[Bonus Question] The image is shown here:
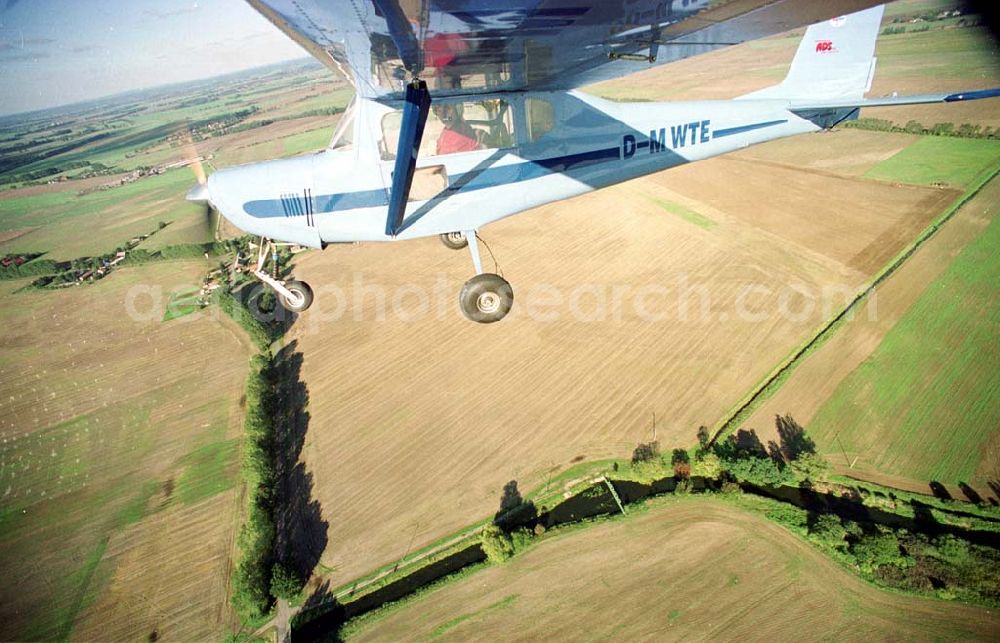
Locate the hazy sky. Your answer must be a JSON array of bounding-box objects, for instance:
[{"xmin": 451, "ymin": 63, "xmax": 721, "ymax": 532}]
[{"xmin": 0, "ymin": 0, "xmax": 310, "ymax": 116}]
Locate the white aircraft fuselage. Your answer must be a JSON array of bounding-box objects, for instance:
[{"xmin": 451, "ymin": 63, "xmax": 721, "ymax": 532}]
[{"xmin": 203, "ymin": 91, "xmax": 819, "ymax": 248}]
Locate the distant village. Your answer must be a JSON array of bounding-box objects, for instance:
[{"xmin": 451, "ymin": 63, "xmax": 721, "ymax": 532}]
[
  {"xmin": 1, "ymin": 225, "xmax": 167, "ymax": 289},
  {"xmin": 71, "ymin": 156, "xmax": 211, "ymax": 196}
]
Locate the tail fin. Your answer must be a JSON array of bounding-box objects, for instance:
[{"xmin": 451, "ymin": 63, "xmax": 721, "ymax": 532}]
[{"xmin": 740, "ymin": 5, "xmax": 884, "ymax": 102}]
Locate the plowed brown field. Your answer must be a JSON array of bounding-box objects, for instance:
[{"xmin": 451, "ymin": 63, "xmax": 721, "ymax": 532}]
[
  {"xmin": 289, "ymin": 147, "xmax": 961, "ymax": 585},
  {"xmin": 351, "ymin": 499, "xmax": 1000, "ymax": 642}
]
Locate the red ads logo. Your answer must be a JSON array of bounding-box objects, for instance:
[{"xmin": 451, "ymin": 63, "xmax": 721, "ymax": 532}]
[{"xmin": 815, "ymin": 40, "xmax": 835, "ymax": 53}]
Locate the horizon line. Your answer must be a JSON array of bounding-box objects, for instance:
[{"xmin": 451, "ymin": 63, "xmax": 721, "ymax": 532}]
[{"xmin": 0, "ymin": 56, "xmax": 324, "ymax": 122}]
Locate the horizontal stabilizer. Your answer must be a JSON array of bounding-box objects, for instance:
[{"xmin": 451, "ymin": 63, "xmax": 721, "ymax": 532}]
[
  {"xmin": 791, "ymin": 87, "xmax": 1000, "ymax": 111},
  {"xmin": 788, "ymin": 88, "xmax": 1000, "ymax": 128}
]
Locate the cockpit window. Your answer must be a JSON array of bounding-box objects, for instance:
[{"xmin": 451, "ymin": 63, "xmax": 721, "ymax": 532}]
[
  {"xmin": 328, "ymin": 97, "xmax": 356, "ymax": 151},
  {"xmin": 380, "ymin": 98, "xmax": 513, "ymax": 161},
  {"xmin": 526, "ymin": 98, "xmax": 555, "ymax": 143}
]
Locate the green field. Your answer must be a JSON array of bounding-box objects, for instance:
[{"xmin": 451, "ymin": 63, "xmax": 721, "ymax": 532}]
[
  {"xmin": 0, "ymin": 168, "xmax": 208, "ymax": 258},
  {"xmin": 0, "ymin": 58, "xmax": 349, "ymax": 640},
  {"xmin": 282, "ymin": 126, "xmax": 335, "ymax": 157},
  {"xmin": 0, "ymin": 260, "xmax": 250, "ymax": 640},
  {"xmin": 808, "ymin": 212, "xmax": 1000, "ymax": 485},
  {"xmin": 864, "ymin": 137, "xmax": 1000, "ymax": 187},
  {"xmin": 874, "ymin": 26, "xmax": 1000, "ymax": 80}
]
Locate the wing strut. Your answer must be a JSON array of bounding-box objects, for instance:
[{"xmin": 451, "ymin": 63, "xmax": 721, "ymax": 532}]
[{"xmin": 385, "ymin": 80, "xmax": 431, "ymax": 237}]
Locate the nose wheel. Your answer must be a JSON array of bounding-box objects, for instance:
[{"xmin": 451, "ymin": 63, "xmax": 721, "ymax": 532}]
[
  {"xmin": 249, "ymin": 237, "xmax": 314, "ymax": 313},
  {"xmin": 459, "ymin": 231, "xmax": 513, "ymax": 323}
]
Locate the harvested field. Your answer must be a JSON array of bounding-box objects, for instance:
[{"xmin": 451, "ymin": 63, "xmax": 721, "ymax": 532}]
[
  {"xmin": 0, "ymin": 260, "xmax": 252, "ymax": 640},
  {"xmin": 747, "ymin": 178, "xmax": 1000, "ymax": 491},
  {"xmin": 731, "ymin": 130, "xmax": 921, "ymax": 178},
  {"xmin": 349, "ymin": 498, "xmax": 1000, "ymax": 642},
  {"xmin": 650, "ymin": 155, "xmax": 959, "ymax": 275},
  {"xmin": 289, "ymin": 136, "xmax": 961, "ymax": 586}
]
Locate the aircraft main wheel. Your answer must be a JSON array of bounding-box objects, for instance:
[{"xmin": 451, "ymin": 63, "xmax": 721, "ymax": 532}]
[
  {"xmin": 280, "ymin": 280, "xmax": 314, "ymax": 313},
  {"xmin": 440, "ymin": 231, "xmax": 468, "ymax": 250},
  {"xmin": 459, "ymin": 273, "xmax": 513, "ymax": 323}
]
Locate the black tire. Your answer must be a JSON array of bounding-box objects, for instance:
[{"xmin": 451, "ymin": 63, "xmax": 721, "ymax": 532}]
[
  {"xmin": 280, "ymin": 280, "xmax": 314, "ymax": 313},
  {"xmin": 440, "ymin": 231, "xmax": 468, "ymax": 250},
  {"xmin": 459, "ymin": 273, "xmax": 513, "ymax": 323}
]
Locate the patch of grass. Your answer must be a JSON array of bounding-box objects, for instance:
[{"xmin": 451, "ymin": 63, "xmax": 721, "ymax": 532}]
[
  {"xmin": 55, "ymin": 537, "xmax": 109, "ymax": 641},
  {"xmin": 864, "ymin": 137, "xmax": 1000, "ymax": 188},
  {"xmin": 428, "ymin": 594, "xmax": 519, "ymax": 639},
  {"xmin": 808, "ymin": 213, "xmax": 1000, "ymax": 484},
  {"xmin": 118, "ymin": 479, "xmax": 161, "ymax": 527},
  {"xmin": 281, "ymin": 127, "xmax": 334, "ymax": 157},
  {"xmin": 174, "ymin": 438, "xmax": 240, "ymax": 505},
  {"xmin": 163, "ymin": 286, "xmax": 203, "ymax": 321},
  {"xmin": 644, "ymin": 195, "xmax": 716, "ymax": 230}
]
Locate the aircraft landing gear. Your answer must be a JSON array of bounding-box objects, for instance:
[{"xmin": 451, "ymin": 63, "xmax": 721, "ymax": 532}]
[
  {"xmin": 440, "ymin": 231, "xmax": 468, "ymax": 250},
  {"xmin": 459, "ymin": 231, "xmax": 512, "ymax": 323},
  {"xmin": 250, "ymin": 237, "xmax": 314, "ymax": 313}
]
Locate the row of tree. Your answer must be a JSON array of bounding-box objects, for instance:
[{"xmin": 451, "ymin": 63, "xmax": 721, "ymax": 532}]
[{"xmin": 844, "ymin": 117, "xmax": 1000, "ymax": 140}]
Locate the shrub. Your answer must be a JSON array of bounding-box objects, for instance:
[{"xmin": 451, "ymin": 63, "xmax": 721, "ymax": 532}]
[
  {"xmin": 631, "ymin": 440, "xmax": 660, "ymax": 464},
  {"xmin": 480, "ymin": 525, "xmax": 514, "ymax": 564},
  {"xmin": 696, "ymin": 425, "xmax": 711, "ymax": 452},
  {"xmin": 722, "ymin": 455, "xmax": 794, "ymax": 487},
  {"xmin": 271, "ymin": 563, "xmax": 305, "ymax": 601},
  {"xmin": 510, "ymin": 528, "xmax": 534, "ymax": 553},
  {"xmin": 691, "ymin": 451, "xmax": 722, "ymax": 479},
  {"xmin": 852, "ymin": 530, "xmax": 911, "ymax": 575},
  {"xmin": 808, "ymin": 513, "xmax": 847, "ymax": 551},
  {"xmin": 789, "ymin": 453, "xmax": 830, "ymax": 484},
  {"xmin": 231, "ymin": 355, "xmax": 279, "ymax": 623},
  {"xmin": 719, "ymin": 480, "xmax": 741, "ymax": 494}
]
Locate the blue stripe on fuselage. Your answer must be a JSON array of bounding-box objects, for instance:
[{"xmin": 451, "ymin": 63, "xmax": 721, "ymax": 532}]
[
  {"xmin": 242, "ymin": 118, "xmax": 786, "ymax": 219},
  {"xmin": 712, "ymin": 119, "xmax": 787, "ymax": 139},
  {"xmin": 243, "ymin": 145, "xmax": 626, "ymax": 218}
]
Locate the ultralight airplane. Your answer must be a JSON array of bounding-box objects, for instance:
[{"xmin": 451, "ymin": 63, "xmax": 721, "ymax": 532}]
[{"xmin": 187, "ymin": 0, "xmax": 999, "ymax": 323}]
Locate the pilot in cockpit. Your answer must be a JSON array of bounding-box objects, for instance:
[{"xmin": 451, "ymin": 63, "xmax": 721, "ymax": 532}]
[{"xmin": 433, "ymin": 103, "xmax": 485, "ymax": 155}]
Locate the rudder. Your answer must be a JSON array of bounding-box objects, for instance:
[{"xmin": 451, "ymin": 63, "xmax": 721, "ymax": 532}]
[{"xmin": 740, "ymin": 5, "xmax": 884, "ymax": 102}]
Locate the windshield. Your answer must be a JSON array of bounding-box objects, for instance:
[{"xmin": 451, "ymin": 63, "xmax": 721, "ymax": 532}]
[{"xmin": 380, "ymin": 98, "xmax": 513, "ymax": 160}]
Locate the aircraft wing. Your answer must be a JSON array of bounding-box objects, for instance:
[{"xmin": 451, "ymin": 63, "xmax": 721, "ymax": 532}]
[{"xmin": 246, "ymin": 0, "xmax": 887, "ymax": 101}]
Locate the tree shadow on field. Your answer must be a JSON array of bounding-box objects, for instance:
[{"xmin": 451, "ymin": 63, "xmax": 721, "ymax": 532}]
[
  {"xmin": 775, "ymin": 414, "xmax": 816, "ymax": 460},
  {"xmin": 291, "ymin": 581, "xmax": 347, "ymax": 642},
  {"xmin": 987, "ymin": 480, "xmax": 1000, "ymax": 506},
  {"xmin": 928, "ymin": 481, "xmax": 952, "ymax": 501},
  {"xmin": 493, "ymin": 480, "xmax": 537, "ymax": 530},
  {"xmin": 273, "ymin": 341, "xmax": 329, "ymax": 584},
  {"xmin": 958, "ymin": 482, "xmax": 983, "ymax": 505},
  {"xmin": 727, "ymin": 428, "xmax": 768, "ymax": 459}
]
